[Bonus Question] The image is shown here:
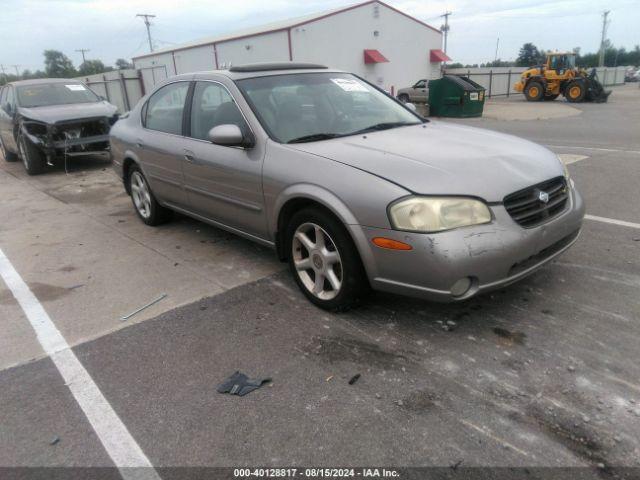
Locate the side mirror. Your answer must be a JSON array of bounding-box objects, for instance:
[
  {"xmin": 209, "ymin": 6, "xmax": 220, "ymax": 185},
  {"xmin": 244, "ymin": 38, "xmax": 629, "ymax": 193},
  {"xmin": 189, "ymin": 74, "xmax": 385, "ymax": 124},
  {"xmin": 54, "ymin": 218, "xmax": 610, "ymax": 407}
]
[
  {"xmin": 208, "ymin": 124, "xmax": 249, "ymax": 147},
  {"xmin": 405, "ymin": 102, "xmax": 417, "ymax": 112}
]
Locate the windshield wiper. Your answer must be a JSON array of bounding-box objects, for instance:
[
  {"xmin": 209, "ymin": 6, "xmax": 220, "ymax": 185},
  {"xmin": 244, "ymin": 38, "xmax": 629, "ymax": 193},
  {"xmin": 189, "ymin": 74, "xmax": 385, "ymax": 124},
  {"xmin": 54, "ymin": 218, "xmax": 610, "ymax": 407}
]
[
  {"xmin": 287, "ymin": 133, "xmax": 343, "ymax": 144},
  {"xmin": 349, "ymin": 122, "xmax": 420, "ymax": 135}
]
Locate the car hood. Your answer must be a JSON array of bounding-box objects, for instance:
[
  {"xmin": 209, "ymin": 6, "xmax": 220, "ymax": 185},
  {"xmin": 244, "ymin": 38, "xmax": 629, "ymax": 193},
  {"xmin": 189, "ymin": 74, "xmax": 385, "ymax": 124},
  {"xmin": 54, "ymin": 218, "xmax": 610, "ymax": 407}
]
[
  {"xmin": 286, "ymin": 122, "xmax": 564, "ymax": 202},
  {"xmin": 18, "ymin": 101, "xmax": 117, "ymax": 124}
]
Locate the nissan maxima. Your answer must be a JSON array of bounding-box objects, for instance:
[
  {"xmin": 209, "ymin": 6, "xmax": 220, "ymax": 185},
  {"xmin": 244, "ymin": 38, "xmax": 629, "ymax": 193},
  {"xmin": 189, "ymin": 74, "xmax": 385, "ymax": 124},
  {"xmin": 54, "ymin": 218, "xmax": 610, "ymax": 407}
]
[{"xmin": 110, "ymin": 63, "xmax": 584, "ymax": 310}]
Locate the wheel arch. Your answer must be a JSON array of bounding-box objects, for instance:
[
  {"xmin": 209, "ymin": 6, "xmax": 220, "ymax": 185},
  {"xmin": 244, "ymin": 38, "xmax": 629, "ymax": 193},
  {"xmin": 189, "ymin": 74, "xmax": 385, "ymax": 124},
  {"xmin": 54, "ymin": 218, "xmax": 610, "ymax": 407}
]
[
  {"xmin": 272, "ymin": 185, "xmax": 360, "ymax": 262},
  {"xmin": 121, "ymin": 151, "xmax": 142, "ymax": 195}
]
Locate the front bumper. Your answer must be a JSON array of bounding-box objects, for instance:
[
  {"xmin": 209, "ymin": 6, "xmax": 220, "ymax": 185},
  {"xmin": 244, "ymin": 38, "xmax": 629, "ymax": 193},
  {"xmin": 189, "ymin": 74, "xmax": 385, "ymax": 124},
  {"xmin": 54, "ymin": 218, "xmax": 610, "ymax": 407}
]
[{"xmin": 351, "ymin": 185, "xmax": 585, "ymax": 302}]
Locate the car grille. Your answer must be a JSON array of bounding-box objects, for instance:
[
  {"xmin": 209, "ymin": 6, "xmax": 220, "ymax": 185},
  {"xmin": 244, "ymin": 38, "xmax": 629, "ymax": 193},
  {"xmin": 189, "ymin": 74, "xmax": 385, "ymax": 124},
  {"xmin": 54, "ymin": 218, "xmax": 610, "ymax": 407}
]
[{"xmin": 503, "ymin": 177, "xmax": 569, "ymax": 228}]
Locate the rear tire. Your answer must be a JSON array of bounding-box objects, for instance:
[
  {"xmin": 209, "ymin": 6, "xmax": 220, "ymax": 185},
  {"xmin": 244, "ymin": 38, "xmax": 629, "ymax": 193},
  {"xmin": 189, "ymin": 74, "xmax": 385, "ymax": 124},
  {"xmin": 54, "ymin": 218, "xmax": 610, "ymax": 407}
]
[
  {"xmin": 564, "ymin": 81, "xmax": 586, "ymax": 103},
  {"xmin": 128, "ymin": 165, "xmax": 172, "ymax": 226},
  {"xmin": 0, "ymin": 137, "xmax": 18, "ymax": 162},
  {"xmin": 18, "ymin": 134, "xmax": 46, "ymax": 175},
  {"xmin": 286, "ymin": 207, "xmax": 368, "ymax": 311},
  {"xmin": 524, "ymin": 81, "xmax": 544, "ymax": 101}
]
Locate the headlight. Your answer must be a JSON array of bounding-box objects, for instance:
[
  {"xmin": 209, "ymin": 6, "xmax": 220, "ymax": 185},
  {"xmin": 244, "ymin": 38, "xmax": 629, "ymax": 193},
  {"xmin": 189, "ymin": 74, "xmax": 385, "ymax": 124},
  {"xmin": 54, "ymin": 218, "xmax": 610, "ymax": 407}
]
[{"xmin": 389, "ymin": 196, "xmax": 492, "ymax": 233}]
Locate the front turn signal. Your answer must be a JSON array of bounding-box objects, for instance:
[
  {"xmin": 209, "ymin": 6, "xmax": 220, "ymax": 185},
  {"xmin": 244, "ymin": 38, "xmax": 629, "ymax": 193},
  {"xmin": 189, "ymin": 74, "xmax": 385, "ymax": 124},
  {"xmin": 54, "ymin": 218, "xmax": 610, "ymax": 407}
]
[{"xmin": 372, "ymin": 237, "xmax": 413, "ymax": 250}]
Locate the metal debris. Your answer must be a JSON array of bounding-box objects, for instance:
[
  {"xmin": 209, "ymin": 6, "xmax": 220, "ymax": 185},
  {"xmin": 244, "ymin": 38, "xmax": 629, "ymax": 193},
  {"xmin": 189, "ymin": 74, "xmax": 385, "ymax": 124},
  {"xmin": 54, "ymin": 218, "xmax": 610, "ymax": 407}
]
[
  {"xmin": 121, "ymin": 294, "xmax": 167, "ymax": 321},
  {"xmin": 348, "ymin": 374, "xmax": 361, "ymax": 385}
]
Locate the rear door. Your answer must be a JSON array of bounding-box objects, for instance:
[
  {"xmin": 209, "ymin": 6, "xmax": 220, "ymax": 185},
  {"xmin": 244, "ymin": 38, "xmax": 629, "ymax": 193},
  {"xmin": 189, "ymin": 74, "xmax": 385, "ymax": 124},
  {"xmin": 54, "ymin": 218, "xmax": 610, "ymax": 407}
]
[
  {"xmin": 181, "ymin": 80, "xmax": 267, "ymax": 239},
  {"xmin": 138, "ymin": 80, "xmax": 191, "ymax": 209}
]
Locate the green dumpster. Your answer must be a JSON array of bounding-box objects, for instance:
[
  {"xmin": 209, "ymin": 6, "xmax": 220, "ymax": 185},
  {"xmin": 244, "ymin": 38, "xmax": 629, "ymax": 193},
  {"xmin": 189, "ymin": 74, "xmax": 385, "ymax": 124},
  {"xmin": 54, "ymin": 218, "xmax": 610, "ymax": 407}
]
[{"xmin": 428, "ymin": 75, "xmax": 486, "ymax": 118}]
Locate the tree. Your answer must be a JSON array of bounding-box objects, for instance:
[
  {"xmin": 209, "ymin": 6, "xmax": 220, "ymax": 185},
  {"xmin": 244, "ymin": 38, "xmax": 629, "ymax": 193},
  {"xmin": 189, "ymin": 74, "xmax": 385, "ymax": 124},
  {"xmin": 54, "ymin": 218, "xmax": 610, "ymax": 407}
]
[
  {"xmin": 115, "ymin": 58, "xmax": 134, "ymax": 70},
  {"xmin": 516, "ymin": 43, "xmax": 543, "ymax": 67},
  {"xmin": 44, "ymin": 50, "xmax": 76, "ymax": 77},
  {"xmin": 78, "ymin": 59, "xmax": 107, "ymax": 75}
]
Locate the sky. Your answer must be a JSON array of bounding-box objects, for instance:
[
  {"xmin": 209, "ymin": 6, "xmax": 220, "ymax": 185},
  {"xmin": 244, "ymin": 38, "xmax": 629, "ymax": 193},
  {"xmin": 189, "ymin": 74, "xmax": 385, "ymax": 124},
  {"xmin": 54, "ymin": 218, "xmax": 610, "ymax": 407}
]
[{"xmin": 0, "ymin": 0, "xmax": 638, "ymax": 73}]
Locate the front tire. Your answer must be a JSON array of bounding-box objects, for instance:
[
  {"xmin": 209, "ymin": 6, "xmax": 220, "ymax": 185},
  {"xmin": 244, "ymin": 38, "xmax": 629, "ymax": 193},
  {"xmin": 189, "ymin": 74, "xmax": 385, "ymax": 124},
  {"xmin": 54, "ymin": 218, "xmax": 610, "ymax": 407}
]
[
  {"xmin": 398, "ymin": 94, "xmax": 410, "ymax": 103},
  {"xmin": 524, "ymin": 81, "xmax": 544, "ymax": 101},
  {"xmin": 0, "ymin": 137, "xmax": 18, "ymax": 162},
  {"xmin": 128, "ymin": 165, "xmax": 172, "ymax": 226},
  {"xmin": 286, "ymin": 207, "xmax": 368, "ymax": 311},
  {"xmin": 18, "ymin": 135, "xmax": 46, "ymax": 175},
  {"xmin": 564, "ymin": 81, "xmax": 586, "ymax": 102}
]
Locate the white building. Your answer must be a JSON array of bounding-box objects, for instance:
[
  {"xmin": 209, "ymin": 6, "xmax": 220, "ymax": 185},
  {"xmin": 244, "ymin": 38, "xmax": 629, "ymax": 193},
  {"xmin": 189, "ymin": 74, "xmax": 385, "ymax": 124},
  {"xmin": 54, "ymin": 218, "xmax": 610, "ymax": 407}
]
[{"xmin": 132, "ymin": 0, "xmax": 448, "ymax": 95}]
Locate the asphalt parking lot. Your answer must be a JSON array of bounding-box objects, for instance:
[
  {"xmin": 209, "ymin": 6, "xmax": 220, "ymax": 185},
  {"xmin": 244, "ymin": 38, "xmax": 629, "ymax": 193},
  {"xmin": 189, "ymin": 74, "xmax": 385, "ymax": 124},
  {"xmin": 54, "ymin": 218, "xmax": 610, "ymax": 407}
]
[{"xmin": 1, "ymin": 84, "xmax": 639, "ymax": 478}]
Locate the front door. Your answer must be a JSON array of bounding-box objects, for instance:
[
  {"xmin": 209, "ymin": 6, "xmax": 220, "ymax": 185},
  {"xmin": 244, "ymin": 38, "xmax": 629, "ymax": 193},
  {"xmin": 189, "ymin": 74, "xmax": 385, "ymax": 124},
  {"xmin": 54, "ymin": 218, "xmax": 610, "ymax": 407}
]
[
  {"xmin": 412, "ymin": 80, "xmax": 428, "ymax": 102},
  {"xmin": 0, "ymin": 86, "xmax": 18, "ymax": 152},
  {"xmin": 181, "ymin": 81, "xmax": 266, "ymax": 239}
]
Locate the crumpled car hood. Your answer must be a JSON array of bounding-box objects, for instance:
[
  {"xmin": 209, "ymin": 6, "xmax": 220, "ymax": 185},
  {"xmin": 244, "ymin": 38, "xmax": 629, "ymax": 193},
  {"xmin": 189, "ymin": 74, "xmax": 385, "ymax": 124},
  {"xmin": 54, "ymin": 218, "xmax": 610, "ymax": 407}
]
[
  {"xmin": 286, "ymin": 121, "xmax": 564, "ymax": 202},
  {"xmin": 18, "ymin": 101, "xmax": 117, "ymax": 124}
]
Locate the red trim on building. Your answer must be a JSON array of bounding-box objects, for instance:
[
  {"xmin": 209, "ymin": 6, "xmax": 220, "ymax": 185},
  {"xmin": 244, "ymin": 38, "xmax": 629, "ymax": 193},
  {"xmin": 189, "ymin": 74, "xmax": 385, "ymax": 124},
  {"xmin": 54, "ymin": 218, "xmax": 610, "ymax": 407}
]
[
  {"xmin": 287, "ymin": 29, "xmax": 293, "ymax": 61},
  {"xmin": 364, "ymin": 49, "xmax": 388, "ymax": 64},
  {"xmin": 132, "ymin": 1, "xmax": 441, "ymax": 61},
  {"xmin": 430, "ymin": 49, "xmax": 451, "ymax": 62}
]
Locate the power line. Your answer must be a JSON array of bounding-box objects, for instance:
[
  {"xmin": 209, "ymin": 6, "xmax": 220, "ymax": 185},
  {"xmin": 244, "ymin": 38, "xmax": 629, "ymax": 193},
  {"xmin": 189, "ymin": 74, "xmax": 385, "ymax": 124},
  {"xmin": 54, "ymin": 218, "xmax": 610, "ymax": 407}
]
[
  {"xmin": 75, "ymin": 48, "xmax": 90, "ymax": 64},
  {"xmin": 136, "ymin": 14, "xmax": 156, "ymax": 52},
  {"xmin": 598, "ymin": 10, "xmax": 610, "ymax": 67}
]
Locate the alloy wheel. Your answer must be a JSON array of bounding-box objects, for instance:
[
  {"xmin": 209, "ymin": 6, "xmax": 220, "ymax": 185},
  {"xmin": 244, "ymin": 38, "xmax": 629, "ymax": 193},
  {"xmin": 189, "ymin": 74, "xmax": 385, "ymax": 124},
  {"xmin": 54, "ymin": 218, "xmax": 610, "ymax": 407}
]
[
  {"xmin": 131, "ymin": 171, "xmax": 152, "ymax": 219},
  {"xmin": 292, "ymin": 222, "xmax": 343, "ymax": 300}
]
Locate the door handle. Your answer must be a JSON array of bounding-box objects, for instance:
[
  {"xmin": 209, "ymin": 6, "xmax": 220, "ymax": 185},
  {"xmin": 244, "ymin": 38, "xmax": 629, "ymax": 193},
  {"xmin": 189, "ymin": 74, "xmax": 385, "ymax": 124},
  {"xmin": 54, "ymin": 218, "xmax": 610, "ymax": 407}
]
[{"xmin": 183, "ymin": 149, "xmax": 195, "ymax": 163}]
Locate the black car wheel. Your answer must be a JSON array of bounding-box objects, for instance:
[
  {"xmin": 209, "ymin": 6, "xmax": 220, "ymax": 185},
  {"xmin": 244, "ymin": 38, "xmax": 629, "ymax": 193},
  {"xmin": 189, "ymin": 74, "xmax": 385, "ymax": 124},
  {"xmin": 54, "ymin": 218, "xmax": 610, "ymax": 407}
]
[
  {"xmin": 286, "ymin": 207, "xmax": 368, "ymax": 311},
  {"xmin": 18, "ymin": 135, "xmax": 46, "ymax": 175},
  {"xmin": 128, "ymin": 165, "xmax": 172, "ymax": 226}
]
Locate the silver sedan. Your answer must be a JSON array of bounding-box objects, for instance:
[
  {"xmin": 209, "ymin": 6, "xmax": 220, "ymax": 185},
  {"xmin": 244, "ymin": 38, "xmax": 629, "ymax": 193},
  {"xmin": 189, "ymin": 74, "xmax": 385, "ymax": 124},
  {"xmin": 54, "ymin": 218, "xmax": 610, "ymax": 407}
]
[{"xmin": 110, "ymin": 63, "xmax": 584, "ymax": 310}]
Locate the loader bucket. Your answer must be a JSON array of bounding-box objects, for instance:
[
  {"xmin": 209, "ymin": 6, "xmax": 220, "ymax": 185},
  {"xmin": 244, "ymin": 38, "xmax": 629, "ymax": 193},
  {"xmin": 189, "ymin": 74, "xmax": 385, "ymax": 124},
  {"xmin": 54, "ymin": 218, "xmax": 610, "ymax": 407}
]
[{"xmin": 585, "ymin": 69, "xmax": 611, "ymax": 103}]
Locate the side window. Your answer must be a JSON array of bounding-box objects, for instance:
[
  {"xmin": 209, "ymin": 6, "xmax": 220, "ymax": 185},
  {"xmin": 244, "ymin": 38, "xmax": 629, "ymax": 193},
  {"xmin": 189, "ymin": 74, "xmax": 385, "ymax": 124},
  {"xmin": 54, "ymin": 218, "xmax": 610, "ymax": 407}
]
[
  {"xmin": 189, "ymin": 82, "xmax": 247, "ymax": 141},
  {"xmin": 145, "ymin": 82, "xmax": 189, "ymax": 135},
  {"xmin": 415, "ymin": 80, "xmax": 425, "ymax": 88},
  {"xmin": 6, "ymin": 87, "xmax": 15, "ymax": 107}
]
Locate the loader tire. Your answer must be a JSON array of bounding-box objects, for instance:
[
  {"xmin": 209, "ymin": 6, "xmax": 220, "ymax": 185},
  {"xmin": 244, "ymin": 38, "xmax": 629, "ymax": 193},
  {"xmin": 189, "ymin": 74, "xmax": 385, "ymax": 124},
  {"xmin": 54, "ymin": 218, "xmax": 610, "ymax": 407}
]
[
  {"xmin": 565, "ymin": 81, "xmax": 586, "ymax": 103},
  {"xmin": 524, "ymin": 81, "xmax": 544, "ymax": 101}
]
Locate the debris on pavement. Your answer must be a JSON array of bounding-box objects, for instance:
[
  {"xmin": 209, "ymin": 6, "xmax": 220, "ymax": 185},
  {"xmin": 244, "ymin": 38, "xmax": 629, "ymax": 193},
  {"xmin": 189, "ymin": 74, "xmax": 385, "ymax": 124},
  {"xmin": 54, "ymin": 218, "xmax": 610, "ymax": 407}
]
[
  {"xmin": 325, "ymin": 375, "xmax": 334, "ymax": 382},
  {"xmin": 49, "ymin": 436, "xmax": 60, "ymax": 446},
  {"xmin": 217, "ymin": 371, "xmax": 271, "ymax": 397},
  {"xmin": 121, "ymin": 294, "xmax": 168, "ymax": 321},
  {"xmin": 348, "ymin": 374, "xmax": 361, "ymax": 385}
]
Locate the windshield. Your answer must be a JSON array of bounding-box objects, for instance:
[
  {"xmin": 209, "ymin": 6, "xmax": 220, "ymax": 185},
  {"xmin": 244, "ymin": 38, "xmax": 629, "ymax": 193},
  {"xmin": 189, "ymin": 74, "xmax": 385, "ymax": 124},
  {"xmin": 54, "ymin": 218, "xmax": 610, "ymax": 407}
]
[
  {"xmin": 16, "ymin": 83, "xmax": 100, "ymax": 108},
  {"xmin": 236, "ymin": 73, "xmax": 423, "ymax": 143}
]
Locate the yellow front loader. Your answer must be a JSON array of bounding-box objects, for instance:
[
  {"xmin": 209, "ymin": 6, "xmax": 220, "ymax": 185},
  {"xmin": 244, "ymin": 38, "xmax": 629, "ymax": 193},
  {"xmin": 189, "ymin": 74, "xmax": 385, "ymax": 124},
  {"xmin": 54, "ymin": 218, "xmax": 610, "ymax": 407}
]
[{"xmin": 514, "ymin": 52, "xmax": 610, "ymax": 103}]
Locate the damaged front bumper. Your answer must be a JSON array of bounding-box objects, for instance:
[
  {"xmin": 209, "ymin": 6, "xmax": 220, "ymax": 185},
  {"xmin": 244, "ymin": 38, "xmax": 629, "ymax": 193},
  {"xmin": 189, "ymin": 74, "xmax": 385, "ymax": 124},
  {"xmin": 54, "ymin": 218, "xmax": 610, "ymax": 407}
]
[
  {"xmin": 352, "ymin": 186, "xmax": 585, "ymax": 302},
  {"xmin": 21, "ymin": 116, "xmax": 116, "ymax": 160}
]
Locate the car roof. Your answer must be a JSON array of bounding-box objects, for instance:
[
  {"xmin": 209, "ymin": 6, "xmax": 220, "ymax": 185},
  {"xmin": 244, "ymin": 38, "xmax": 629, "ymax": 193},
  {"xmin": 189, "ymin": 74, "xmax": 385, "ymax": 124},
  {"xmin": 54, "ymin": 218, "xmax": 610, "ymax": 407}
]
[{"xmin": 6, "ymin": 78, "xmax": 85, "ymax": 87}]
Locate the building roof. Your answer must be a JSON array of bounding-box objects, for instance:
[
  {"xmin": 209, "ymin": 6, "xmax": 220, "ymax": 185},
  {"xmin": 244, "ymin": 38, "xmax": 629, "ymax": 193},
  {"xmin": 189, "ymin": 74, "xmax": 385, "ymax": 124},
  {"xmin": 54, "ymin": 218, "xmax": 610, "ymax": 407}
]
[{"xmin": 132, "ymin": 0, "xmax": 440, "ymax": 61}]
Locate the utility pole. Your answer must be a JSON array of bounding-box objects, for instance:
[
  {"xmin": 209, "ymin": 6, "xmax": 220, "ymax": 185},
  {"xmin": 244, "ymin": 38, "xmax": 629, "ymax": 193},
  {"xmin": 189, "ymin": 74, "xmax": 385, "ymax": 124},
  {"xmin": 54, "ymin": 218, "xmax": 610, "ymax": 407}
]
[
  {"xmin": 440, "ymin": 11, "xmax": 452, "ymax": 56},
  {"xmin": 494, "ymin": 37, "xmax": 500, "ymax": 64},
  {"xmin": 598, "ymin": 10, "xmax": 610, "ymax": 67},
  {"xmin": 136, "ymin": 14, "xmax": 156, "ymax": 52},
  {"xmin": 75, "ymin": 48, "xmax": 90, "ymax": 64}
]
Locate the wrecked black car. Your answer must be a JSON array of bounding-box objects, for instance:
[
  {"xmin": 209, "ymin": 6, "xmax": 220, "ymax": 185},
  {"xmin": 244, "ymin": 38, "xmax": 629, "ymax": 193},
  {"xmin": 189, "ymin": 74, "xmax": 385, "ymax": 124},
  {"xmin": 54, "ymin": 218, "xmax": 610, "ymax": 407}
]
[{"xmin": 0, "ymin": 79, "xmax": 118, "ymax": 175}]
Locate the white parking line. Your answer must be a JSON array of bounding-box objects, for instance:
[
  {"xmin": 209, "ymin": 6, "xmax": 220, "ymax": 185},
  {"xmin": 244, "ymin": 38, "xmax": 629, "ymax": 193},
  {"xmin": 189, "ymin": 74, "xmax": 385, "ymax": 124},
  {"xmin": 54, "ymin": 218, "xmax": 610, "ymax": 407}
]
[
  {"xmin": 585, "ymin": 214, "xmax": 640, "ymax": 230},
  {"xmin": 546, "ymin": 144, "xmax": 640, "ymax": 155},
  {"xmin": 0, "ymin": 247, "xmax": 160, "ymax": 480}
]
